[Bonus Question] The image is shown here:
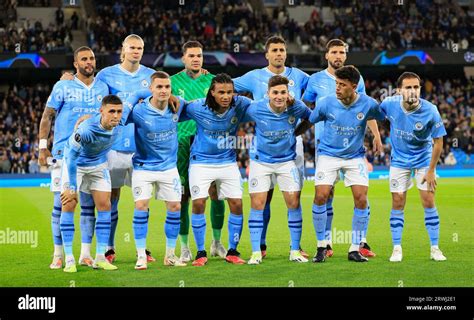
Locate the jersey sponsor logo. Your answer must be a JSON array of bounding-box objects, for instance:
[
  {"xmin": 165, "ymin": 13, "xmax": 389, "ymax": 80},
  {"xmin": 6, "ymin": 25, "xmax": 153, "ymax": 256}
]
[
  {"xmin": 133, "ymin": 186, "xmax": 142, "ymax": 197},
  {"xmin": 316, "ymin": 171, "xmax": 325, "ymax": 180},
  {"xmin": 288, "ymin": 116, "xmax": 296, "ymax": 124},
  {"xmin": 414, "ymin": 122, "xmax": 424, "ymax": 130},
  {"xmin": 231, "ymin": 116, "xmax": 238, "ymax": 124},
  {"xmin": 191, "ymin": 185, "xmax": 200, "ymax": 195},
  {"xmin": 250, "ymin": 178, "xmax": 258, "ymax": 188},
  {"xmin": 356, "ymin": 112, "xmax": 364, "ymax": 121},
  {"xmin": 141, "ymin": 80, "xmax": 149, "ymax": 87}
]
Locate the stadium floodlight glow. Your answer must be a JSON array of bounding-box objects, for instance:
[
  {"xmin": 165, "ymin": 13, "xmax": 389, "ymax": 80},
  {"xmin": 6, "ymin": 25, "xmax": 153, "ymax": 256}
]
[
  {"xmin": 372, "ymin": 50, "xmax": 435, "ymax": 65},
  {"xmin": 0, "ymin": 53, "xmax": 50, "ymax": 68}
]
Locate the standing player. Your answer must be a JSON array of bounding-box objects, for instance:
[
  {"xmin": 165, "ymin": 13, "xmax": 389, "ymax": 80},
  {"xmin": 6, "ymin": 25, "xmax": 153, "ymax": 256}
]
[
  {"xmin": 244, "ymin": 75, "xmax": 312, "ymax": 265},
  {"xmin": 380, "ymin": 72, "xmax": 447, "ymax": 262},
  {"xmin": 122, "ymin": 71, "xmax": 187, "ymax": 270},
  {"xmin": 299, "ymin": 65, "xmax": 385, "ymax": 263},
  {"xmin": 59, "ymin": 95, "xmax": 123, "ymax": 272},
  {"xmin": 39, "ymin": 46, "xmax": 109, "ymax": 269},
  {"xmin": 302, "ymin": 39, "xmax": 381, "ymax": 258},
  {"xmin": 233, "ymin": 36, "xmax": 310, "ymax": 258},
  {"xmin": 94, "ymin": 34, "xmax": 157, "ymax": 263},
  {"xmin": 171, "ymin": 41, "xmax": 228, "ymax": 262},
  {"xmin": 183, "ymin": 74, "xmax": 251, "ymax": 266}
]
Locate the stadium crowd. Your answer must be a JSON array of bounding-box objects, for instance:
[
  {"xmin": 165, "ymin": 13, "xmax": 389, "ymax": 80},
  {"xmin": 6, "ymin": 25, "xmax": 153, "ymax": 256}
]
[
  {"xmin": 0, "ymin": 76, "xmax": 472, "ymax": 174},
  {"xmin": 1, "ymin": 0, "xmax": 471, "ymax": 54}
]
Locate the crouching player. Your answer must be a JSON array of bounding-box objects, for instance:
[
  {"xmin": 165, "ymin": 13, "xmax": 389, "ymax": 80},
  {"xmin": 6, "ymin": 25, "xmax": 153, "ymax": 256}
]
[
  {"xmin": 182, "ymin": 74, "xmax": 251, "ymax": 266},
  {"xmin": 124, "ymin": 71, "xmax": 186, "ymax": 270},
  {"xmin": 381, "ymin": 72, "xmax": 447, "ymax": 262},
  {"xmin": 59, "ymin": 95, "xmax": 123, "ymax": 272},
  {"xmin": 244, "ymin": 75, "xmax": 312, "ymax": 265}
]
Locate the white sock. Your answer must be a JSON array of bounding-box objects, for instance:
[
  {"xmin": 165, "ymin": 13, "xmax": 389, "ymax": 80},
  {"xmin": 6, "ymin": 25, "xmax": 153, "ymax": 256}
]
[
  {"xmin": 349, "ymin": 244, "xmax": 360, "ymax": 252},
  {"xmin": 107, "ymin": 246, "xmax": 115, "ymax": 251},
  {"xmin": 327, "ymin": 240, "xmax": 333, "ymax": 247},
  {"xmin": 317, "ymin": 240, "xmax": 326, "ymax": 248},
  {"xmin": 137, "ymin": 248, "xmax": 146, "ymax": 257},
  {"xmin": 95, "ymin": 253, "xmax": 105, "ymax": 261},
  {"xmin": 166, "ymin": 247, "xmax": 175, "ymax": 255},
  {"xmin": 65, "ymin": 255, "xmax": 75, "ymax": 265},
  {"xmin": 431, "ymin": 245, "xmax": 439, "ymax": 250},
  {"xmin": 361, "ymin": 237, "xmax": 367, "ymax": 244},
  {"xmin": 81, "ymin": 243, "xmax": 91, "ymax": 257},
  {"xmin": 54, "ymin": 245, "xmax": 63, "ymax": 256}
]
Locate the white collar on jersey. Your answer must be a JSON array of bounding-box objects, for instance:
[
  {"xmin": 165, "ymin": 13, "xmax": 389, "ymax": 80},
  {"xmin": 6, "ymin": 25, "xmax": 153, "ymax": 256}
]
[
  {"xmin": 266, "ymin": 101, "xmax": 287, "ymax": 116},
  {"xmin": 337, "ymin": 93, "xmax": 360, "ymax": 108},
  {"xmin": 399, "ymin": 98, "xmax": 422, "ymax": 115},
  {"xmin": 118, "ymin": 64, "xmax": 142, "ymax": 76},
  {"xmin": 74, "ymin": 76, "xmax": 97, "ymax": 90},
  {"xmin": 264, "ymin": 66, "xmax": 288, "ymax": 76},
  {"xmin": 324, "ymin": 69, "xmax": 336, "ymax": 80},
  {"xmin": 147, "ymin": 97, "xmax": 168, "ymax": 115}
]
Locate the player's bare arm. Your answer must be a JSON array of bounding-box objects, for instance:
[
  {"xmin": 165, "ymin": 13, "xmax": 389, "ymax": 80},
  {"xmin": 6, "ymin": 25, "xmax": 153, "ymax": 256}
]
[{"xmin": 38, "ymin": 107, "xmax": 56, "ymax": 166}]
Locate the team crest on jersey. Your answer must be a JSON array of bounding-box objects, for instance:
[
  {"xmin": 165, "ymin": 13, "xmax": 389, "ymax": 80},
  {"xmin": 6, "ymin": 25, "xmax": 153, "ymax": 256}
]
[
  {"xmin": 414, "ymin": 122, "xmax": 424, "ymax": 130},
  {"xmin": 191, "ymin": 185, "xmax": 200, "ymax": 195},
  {"xmin": 316, "ymin": 172, "xmax": 325, "ymax": 180},
  {"xmin": 288, "ymin": 80, "xmax": 295, "ymax": 87},
  {"xmin": 53, "ymin": 177, "xmax": 60, "ymax": 187},
  {"xmin": 141, "ymin": 80, "xmax": 149, "ymax": 87},
  {"xmin": 356, "ymin": 112, "xmax": 364, "ymax": 121},
  {"xmin": 250, "ymin": 178, "xmax": 258, "ymax": 188},
  {"xmin": 97, "ymin": 95, "xmax": 103, "ymax": 102},
  {"xmin": 391, "ymin": 179, "xmax": 399, "ymax": 188},
  {"xmin": 231, "ymin": 116, "xmax": 238, "ymax": 124},
  {"xmin": 288, "ymin": 116, "xmax": 296, "ymax": 124},
  {"xmin": 133, "ymin": 187, "xmax": 142, "ymax": 196},
  {"xmin": 172, "ymin": 114, "xmax": 179, "ymax": 122}
]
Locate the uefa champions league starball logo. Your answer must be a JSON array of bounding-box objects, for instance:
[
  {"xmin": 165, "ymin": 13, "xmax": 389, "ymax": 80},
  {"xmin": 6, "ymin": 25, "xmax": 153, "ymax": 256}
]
[
  {"xmin": 415, "ymin": 122, "xmax": 424, "ymax": 130},
  {"xmin": 464, "ymin": 51, "xmax": 474, "ymax": 63},
  {"xmin": 356, "ymin": 112, "xmax": 364, "ymax": 120}
]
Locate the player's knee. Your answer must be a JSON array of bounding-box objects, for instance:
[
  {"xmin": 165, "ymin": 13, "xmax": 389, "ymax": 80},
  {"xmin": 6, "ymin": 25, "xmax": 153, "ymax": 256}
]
[
  {"xmin": 167, "ymin": 202, "xmax": 181, "ymax": 212},
  {"xmin": 135, "ymin": 201, "xmax": 149, "ymax": 211},
  {"xmin": 354, "ymin": 193, "xmax": 368, "ymax": 208},
  {"xmin": 421, "ymin": 197, "xmax": 435, "ymax": 209},
  {"xmin": 392, "ymin": 193, "xmax": 406, "ymax": 210},
  {"xmin": 251, "ymin": 198, "xmax": 266, "ymax": 211},
  {"xmin": 228, "ymin": 199, "xmax": 242, "ymax": 214},
  {"xmin": 192, "ymin": 199, "xmax": 206, "ymax": 214},
  {"xmin": 314, "ymin": 192, "xmax": 329, "ymax": 205}
]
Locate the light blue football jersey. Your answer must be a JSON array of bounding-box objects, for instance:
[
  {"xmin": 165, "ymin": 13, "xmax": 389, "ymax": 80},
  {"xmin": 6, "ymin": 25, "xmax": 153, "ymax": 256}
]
[
  {"xmin": 96, "ymin": 64, "xmax": 155, "ymax": 153},
  {"xmin": 125, "ymin": 96, "xmax": 185, "ymax": 172},
  {"xmin": 380, "ymin": 95, "xmax": 447, "ymax": 169},
  {"xmin": 181, "ymin": 96, "xmax": 252, "ymax": 164},
  {"xmin": 303, "ymin": 69, "xmax": 366, "ymax": 142},
  {"xmin": 309, "ymin": 93, "xmax": 384, "ymax": 159},
  {"xmin": 233, "ymin": 66, "xmax": 309, "ymax": 100},
  {"xmin": 244, "ymin": 99, "xmax": 311, "ymax": 163},
  {"xmin": 46, "ymin": 77, "xmax": 109, "ymax": 159}
]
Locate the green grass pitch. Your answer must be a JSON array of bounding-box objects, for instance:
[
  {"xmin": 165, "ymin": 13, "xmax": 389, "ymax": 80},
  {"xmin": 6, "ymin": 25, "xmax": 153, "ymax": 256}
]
[{"xmin": 0, "ymin": 178, "xmax": 472, "ymax": 287}]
